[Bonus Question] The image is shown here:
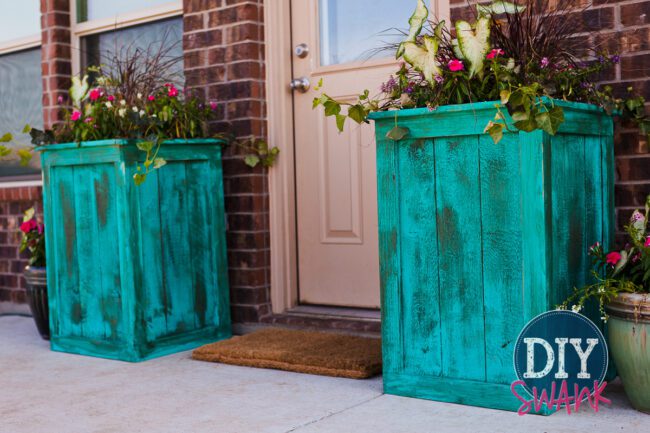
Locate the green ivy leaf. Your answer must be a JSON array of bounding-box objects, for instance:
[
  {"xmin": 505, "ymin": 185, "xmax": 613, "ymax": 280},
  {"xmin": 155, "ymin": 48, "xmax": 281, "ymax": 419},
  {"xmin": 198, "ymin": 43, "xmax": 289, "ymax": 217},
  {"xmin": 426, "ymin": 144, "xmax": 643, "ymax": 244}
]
[
  {"xmin": 0, "ymin": 132, "xmax": 12, "ymax": 142},
  {"xmin": 244, "ymin": 155, "xmax": 260, "ymax": 168},
  {"xmin": 348, "ymin": 105, "xmax": 367, "ymax": 124},
  {"xmin": 484, "ymin": 121, "xmax": 504, "ymax": 144},
  {"xmin": 535, "ymin": 106, "xmax": 564, "ymax": 135},
  {"xmin": 17, "ymin": 149, "xmax": 32, "ymax": 166},
  {"xmin": 133, "ymin": 173, "xmax": 147, "ymax": 186},
  {"xmin": 324, "ymin": 100, "xmax": 341, "ymax": 117},
  {"xmin": 386, "ymin": 126, "xmax": 410, "ymax": 141},
  {"xmin": 335, "ymin": 114, "xmax": 346, "ymax": 132},
  {"xmin": 136, "ymin": 141, "xmax": 154, "ymax": 152},
  {"xmin": 514, "ymin": 113, "xmax": 537, "ymax": 132},
  {"xmin": 153, "ymin": 158, "xmax": 167, "ymax": 169},
  {"xmin": 500, "ymin": 90, "xmax": 510, "ymax": 105}
]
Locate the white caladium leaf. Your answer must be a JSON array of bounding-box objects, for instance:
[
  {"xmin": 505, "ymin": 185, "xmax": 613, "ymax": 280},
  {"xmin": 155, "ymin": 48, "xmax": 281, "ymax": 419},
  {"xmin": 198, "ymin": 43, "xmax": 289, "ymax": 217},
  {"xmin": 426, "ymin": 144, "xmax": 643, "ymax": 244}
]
[
  {"xmin": 396, "ymin": 0, "xmax": 429, "ymax": 58},
  {"xmin": 70, "ymin": 75, "xmax": 90, "ymax": 106},
  {"xmin": 402, "ymin": 35, "xmax": 442, "ymax": 83},
  {"xmin": 477, "ymin": 1, "xmax": 526, "ymax": 17},
  {"xmin": 455, "ymin": 17, "xmax": 491, "ymax": 79},
  {"xmin": 451, "ymin": 39, "xmax": 464, "ymax": 60}
]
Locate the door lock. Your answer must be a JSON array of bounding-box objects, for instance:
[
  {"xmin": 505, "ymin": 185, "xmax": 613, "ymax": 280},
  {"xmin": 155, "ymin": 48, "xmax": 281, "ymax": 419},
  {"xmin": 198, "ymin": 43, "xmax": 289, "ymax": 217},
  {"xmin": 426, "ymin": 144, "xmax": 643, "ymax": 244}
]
[
  {"xmin": 294, "ymin": 43, "xmax": 309, "ymax": 58},
  {"xmin": 290, "ymin": 77, "xmax": 311, "ymax": 93}
]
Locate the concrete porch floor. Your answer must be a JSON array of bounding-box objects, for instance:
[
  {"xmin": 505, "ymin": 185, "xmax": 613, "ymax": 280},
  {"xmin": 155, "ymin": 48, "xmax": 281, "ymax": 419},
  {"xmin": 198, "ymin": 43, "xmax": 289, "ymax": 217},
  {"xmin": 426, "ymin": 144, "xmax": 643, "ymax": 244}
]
[{"xmin": 0, "ymin": 316, "xmax": 647, "ymax": 433}]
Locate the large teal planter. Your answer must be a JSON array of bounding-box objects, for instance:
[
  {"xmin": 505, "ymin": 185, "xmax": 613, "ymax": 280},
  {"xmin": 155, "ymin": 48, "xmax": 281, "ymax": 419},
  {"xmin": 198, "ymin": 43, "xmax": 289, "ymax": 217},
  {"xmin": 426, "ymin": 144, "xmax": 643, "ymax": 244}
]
[
  {"xmin": 369, "ymin": 100, "xmax": 614, "ymax": 412},
  {"xmin": 39, "ymin": 139, "xmax": 231, "ymax": 362}
]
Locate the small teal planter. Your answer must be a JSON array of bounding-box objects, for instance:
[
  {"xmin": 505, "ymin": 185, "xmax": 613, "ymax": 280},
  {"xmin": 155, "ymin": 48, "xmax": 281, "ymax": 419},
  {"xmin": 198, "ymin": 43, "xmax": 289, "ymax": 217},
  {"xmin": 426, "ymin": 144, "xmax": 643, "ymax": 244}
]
[
  {"xmin": 369, "ymin": 100, "xmax": 614, "ymax": 412},
  {"xmin": 39, "ymin": 139, "xmax": 231, "ymax": 362}
]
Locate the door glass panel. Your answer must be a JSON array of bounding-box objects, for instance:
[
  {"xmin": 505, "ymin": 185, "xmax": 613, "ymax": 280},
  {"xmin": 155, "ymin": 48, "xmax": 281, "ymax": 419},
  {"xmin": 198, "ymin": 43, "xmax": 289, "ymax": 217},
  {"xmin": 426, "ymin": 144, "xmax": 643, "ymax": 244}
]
[
  {"xmin": 0, "ymin": 0, "xmax": 40, "ymax": 42},
  {"xmin": 319, "ymin": 0, "xmax": 414, "ymax": 66}
]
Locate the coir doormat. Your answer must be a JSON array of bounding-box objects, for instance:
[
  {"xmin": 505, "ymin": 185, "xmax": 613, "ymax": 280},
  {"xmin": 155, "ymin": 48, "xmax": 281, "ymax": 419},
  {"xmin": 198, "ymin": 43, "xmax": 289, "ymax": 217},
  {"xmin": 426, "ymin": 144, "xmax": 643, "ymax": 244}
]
[{"xmin": 192, "ymin": 328, "xmax": 382, "ymax": 379}]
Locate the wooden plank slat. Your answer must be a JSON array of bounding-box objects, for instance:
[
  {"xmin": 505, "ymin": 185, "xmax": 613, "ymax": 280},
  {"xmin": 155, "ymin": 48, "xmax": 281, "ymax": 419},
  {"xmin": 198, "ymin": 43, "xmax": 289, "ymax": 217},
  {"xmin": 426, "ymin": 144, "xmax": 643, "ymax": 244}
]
[
  {"xmin": 478, "ymin": 133, "xmax": 524, "ymax": 384},
  {"xmin": 159, "ymin": 162, "xmax": 196, "ymax": 335},
  {"xmin": 397, "ymin": 139, "xmax": 442, "ymax": 376},
  {"xmin": 434, "ymin": 135, "xmax": 486, "ymax": 381},
  {"xmin": 375, "ymin": 136, "xmax": 403, "ymax": 375}
]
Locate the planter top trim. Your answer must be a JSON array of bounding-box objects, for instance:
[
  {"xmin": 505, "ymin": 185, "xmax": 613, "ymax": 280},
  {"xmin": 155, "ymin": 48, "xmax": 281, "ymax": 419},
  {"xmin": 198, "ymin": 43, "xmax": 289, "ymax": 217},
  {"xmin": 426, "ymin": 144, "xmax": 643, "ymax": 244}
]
[
  {"xmin": 36, "ymin": 138, "xmax": 225, "ymax": 152},
  {"xmin": 367, "ymin": 99, "xmax": 607, "ymax": 121}
]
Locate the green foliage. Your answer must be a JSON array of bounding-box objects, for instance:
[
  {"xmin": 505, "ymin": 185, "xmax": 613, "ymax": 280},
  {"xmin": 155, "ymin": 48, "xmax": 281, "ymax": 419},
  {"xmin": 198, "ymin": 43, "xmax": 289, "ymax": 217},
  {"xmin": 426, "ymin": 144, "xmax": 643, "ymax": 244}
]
[
  {"xmin": 312, "ymin": 0, "xmax": 649, "ymax": 146},
  {"xmin": 18, "ymin": 207, "xmax": 46, "ymax": 267},
  {"xmin": 560, "ymin": 195, "xmax": 650, "ymax": 321},
  {"xmin": 240, "ymin": 138, "xmax": 280, "ymax": 168}
]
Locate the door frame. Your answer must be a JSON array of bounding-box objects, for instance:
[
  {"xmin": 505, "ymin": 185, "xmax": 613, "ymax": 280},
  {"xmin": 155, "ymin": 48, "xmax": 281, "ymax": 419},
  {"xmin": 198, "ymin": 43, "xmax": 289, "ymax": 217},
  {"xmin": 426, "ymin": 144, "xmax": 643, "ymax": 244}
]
[{"xmin": 263, "ymin": 0, "xmax": 451, "ymax": 314}]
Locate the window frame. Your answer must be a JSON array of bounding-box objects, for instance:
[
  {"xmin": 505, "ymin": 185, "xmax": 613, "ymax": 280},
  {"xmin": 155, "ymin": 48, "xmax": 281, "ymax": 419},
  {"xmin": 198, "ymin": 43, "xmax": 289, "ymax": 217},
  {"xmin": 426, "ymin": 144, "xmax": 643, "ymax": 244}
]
[
  {"xmin": 70, "ymin": 1, "xmax": 183, "ymax": 76},
  {"xmin": 0, "ymin": 8, "xmax": 42, "ymax": 185}
]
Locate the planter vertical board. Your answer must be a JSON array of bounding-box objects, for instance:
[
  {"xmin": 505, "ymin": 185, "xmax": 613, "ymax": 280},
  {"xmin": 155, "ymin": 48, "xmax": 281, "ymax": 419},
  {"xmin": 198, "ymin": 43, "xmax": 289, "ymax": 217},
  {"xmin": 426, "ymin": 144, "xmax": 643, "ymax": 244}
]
[
  {"xmin": 369, "ymin": 100, "xmax": 614, "ymax": 412},
  {"xmin": 39, "ymin": 139, "xmax": 231, "ymax": 362}
]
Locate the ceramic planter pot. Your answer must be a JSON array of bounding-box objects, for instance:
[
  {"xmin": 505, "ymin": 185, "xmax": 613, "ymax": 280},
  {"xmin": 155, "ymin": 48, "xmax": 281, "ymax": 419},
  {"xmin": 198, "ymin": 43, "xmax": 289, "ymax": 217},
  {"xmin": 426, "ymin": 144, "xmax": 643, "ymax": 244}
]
[
  {"xmin": 369, "ymin": 100, "xmax": 614, "ymax": 413},
  {"xmin": 24, "ymin": 266, "xmax": 49, "ymax": 340},
  {"xmin": 607, "ymin": 293, "xmax": 650, "ymax": 413}
]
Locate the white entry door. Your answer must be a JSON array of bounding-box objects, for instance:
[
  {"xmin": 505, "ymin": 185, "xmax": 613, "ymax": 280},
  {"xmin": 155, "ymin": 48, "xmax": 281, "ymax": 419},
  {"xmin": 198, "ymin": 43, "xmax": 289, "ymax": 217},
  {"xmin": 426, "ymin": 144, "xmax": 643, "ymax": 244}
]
[{"xmin": 290, "ymin": 1, "xmax": 447, "ymax": 309}]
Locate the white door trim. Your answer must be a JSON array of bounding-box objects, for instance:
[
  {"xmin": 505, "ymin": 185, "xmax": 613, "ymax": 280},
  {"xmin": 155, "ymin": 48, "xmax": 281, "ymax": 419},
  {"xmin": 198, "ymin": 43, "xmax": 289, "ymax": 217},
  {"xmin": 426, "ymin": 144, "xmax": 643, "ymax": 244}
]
[
  {"xmin": 264, "ymin": 0, "xmax": 298, "ymax": 314},
  {"xmin": 264, "ymin": 0, "xmax": 450, "ymax": 314}
]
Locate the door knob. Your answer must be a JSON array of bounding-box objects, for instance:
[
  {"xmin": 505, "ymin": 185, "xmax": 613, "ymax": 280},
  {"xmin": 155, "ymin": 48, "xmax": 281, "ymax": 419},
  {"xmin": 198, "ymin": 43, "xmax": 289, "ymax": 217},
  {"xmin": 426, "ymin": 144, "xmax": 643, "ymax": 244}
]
[
  {"xmin": 294, "ymin": 43, "xmax": 309, "ymax": 58},
  {"xmin": 290, "ymin": 77, "xmax": 311, "ymax": 93}
]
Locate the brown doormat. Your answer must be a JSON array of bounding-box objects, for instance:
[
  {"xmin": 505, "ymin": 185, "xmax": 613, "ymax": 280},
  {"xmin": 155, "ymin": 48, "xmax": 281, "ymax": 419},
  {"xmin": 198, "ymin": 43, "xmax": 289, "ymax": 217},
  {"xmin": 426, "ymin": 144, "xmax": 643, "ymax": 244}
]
[{"xmin": 192, "ymin": 328, "xmax": 382, "ymax": 379}]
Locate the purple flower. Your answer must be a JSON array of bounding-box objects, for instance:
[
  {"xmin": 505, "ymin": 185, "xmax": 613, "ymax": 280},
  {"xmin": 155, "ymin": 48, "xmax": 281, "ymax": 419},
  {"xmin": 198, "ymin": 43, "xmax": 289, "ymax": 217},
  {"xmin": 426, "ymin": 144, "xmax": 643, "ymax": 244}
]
[
  {"xmin": 540, "ymin": 57, "xmax": 550, "ymax": 69},
  {"xmin": 380, "ymin": 76, "xmax": 398, "ymax": 93},
  {"xmin": 434, "ymin": 75, "xmax": 444, "ymax": 84},
  {"xmin": 611, "ymin": 55, "xmax": 621, "ymax": 64},
  {"xmin": 405, "ymin": 86, "xmax": 414, "ymax": 94}
]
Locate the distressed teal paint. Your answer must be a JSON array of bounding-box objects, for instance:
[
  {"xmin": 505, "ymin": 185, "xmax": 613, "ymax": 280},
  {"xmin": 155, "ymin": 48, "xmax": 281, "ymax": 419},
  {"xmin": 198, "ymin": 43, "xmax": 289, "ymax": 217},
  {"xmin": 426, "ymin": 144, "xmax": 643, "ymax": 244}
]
[
  {"xmin": 39, "ymin": 139, "xmax": 231, "ymax": 362},
  {"xmin": 370, "ymin": 100, "xmax": 614, "ymax": 413}
]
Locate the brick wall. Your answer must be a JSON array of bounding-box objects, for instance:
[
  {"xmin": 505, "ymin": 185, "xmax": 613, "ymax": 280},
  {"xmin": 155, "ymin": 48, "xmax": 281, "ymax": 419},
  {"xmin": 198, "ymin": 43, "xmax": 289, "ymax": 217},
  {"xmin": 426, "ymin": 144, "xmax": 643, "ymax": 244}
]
[
  {"xmin": 40, "ymin": 0, "xmax": 72, "ymax": 128},
  {"xmin": 450, "ymin": 0, "xmax": 650, "ymax": 239},
  {"xmin": 0, "ymin": 187, "xmax": 43, "ymax": 313},
  {"xmin": 183, "ymin": 0, "xmax": 272, "ymax": 323}
]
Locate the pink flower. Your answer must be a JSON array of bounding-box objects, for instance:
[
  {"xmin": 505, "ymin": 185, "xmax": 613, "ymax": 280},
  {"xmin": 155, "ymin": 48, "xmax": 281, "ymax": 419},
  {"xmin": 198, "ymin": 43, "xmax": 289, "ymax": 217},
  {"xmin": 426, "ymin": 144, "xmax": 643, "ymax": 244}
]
[
  {"xmin": 486, "ymin": 49, "xmax": 505, "ymax": 60},
  {"xmin": 589, "ymin": 242, "xmax": 601, "ymax": 252},
  {"xmin": 57, "ymin": 95, "xmax": 64, "ymax": 104},
  {"xmin": 209, "ymin": 101, "xmax": 217, "ymax": 111},
  {"xmin": 20, "ymin": 219, "xmax": 37, "ymax": 234},
  {"xmin": 541, "ymin": 57, "xmax": 550, "ymax": 68},
  {"xmin": 84, "ymin": 117, "xmax": 93, "ymax": 123},
  {"xmin": 89, "ymin": 88, "xmax": 101, "ymax": 101},
  {"xmin": 645, "ymin": 237, "xmax": 650, "ymax": 247},
  {"xmin": 448, "ymin": 59, "xmax": 464, "ymax": 72},
  {"xmin": 148, "ymin": 95, "xmax": 155, "ymax": 101},
  {"xmin": 70, "ymin": 111, "xmax": 81, "ymax": 121},
  {"xmin": 107, "ymin": 95, "xmax": 115, "ymax": 102},
  {"xmin": 37, "ymin": 223, "xmax": 44, "ymax": 234},
  {"xmin": 606, "ymin": 251, "xmax": 622, "ymax": 266},
  {"xmin": 168, "ymin": 86, "xmax": 179, "ymax": 97}
]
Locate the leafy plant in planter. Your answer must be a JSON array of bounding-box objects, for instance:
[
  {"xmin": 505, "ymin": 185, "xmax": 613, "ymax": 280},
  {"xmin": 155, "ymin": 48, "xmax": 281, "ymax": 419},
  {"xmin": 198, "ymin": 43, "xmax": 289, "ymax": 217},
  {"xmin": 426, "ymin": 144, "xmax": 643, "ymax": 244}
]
[
  {"xmin": 314, "ymin": 0, "xmax": 649, "ymax": 143},
  {"xmin": 19, "ymin": 208, "xmax": 49, "ymax": 340},
  {"xmin": 561, "ymin": 196, "xmax": 650, "ymax": 413},
  {"xmin": 0, "ymin": 42, "xmax": 278, "ymax": 183}
]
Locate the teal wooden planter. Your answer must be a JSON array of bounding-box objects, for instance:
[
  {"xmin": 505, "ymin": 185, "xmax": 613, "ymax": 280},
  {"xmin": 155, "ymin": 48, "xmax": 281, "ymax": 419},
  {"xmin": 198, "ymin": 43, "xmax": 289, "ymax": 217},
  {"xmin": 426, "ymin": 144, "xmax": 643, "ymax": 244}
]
[
  {"xmin": 369, "ymin": 100, "xmax": 614, "ymax": 412},
  {"xmin": 39, "ymin": 139, "xmax": 231, "ymax": 362}
]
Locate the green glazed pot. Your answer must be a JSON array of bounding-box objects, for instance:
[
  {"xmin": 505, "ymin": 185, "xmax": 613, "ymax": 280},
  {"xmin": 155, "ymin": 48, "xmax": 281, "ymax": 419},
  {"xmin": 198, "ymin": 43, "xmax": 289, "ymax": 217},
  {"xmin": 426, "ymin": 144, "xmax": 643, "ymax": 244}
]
[{"xmin": 607, "ymin": 293, "xmax": 650, "ymax": 413}]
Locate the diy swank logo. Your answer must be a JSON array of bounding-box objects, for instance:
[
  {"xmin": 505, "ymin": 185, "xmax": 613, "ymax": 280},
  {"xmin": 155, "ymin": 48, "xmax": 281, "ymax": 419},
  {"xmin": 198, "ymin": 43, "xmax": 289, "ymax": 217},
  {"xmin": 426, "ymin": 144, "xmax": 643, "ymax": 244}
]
[{"xmin": 511, "ymin": 310, "xmax": 610, "ymax": 415}]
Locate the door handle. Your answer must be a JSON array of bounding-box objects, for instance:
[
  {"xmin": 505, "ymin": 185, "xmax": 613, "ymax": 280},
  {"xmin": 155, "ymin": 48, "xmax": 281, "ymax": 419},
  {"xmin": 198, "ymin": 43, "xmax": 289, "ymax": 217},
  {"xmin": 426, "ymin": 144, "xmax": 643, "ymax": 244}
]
[{"xmin": 290, "ymin": 77, "xmax": 311, "ymax": 93}]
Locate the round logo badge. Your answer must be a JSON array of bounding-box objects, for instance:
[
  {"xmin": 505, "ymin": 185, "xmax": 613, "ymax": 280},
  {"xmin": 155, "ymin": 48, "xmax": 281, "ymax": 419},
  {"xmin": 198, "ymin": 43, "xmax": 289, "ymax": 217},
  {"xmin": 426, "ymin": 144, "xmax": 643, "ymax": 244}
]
[{"xmin": 513, "ymin": 310, "xmax": 608, "ymax": 404}]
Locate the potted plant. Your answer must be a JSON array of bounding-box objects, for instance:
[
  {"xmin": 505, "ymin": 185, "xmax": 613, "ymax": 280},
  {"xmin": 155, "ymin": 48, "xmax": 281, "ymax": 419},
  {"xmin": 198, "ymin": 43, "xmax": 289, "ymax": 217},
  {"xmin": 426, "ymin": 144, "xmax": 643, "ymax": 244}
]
[
  {"xmin": 561, "ymin": 196, "xmax": 650, "ymax": 414},
  {"xmin": 1, "ymin": 46, "xmax": 234, "ymax": 362},
  {"xmin": 19, "ymin": 207, "xmax": 48, "ymax": 340},
  {"xmin": 314, "ymin": 0, "xmax": 649, "ymax": 412}
]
